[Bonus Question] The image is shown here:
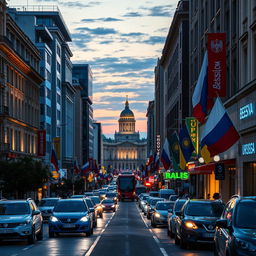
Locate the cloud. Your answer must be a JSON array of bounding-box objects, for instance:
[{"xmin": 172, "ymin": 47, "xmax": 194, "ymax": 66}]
[
  {"xmin": 121, "ymin": 32, "xmax": 145, "ymax": 37},
  {"xmin": 99, "ymin": 40, "xmax": 113, "ymax": 45},
  {"xmin": 123, "ymin": 12, "xmax": 143, "ymax": 17},
  {"xmin": 81, "ymin": 17, "xmax": 123, "ymax": 23},
  {"xmin": 35, "ymin": 0, "xmax": 102, "ymax": 8},
  {"xmin": 75, "ymin": 27, "xmax": 118, "ymax": 35},
  {"xmin": 71, "ymin": 33, "xmax": 92, "ymax": 48},
  {"xmin": 143, "ymin": 5, "xmax": 173, "ymax": 17},
  {"xmin": 142, "ymin": 36, "xmax": 166, "ymax": 45}
]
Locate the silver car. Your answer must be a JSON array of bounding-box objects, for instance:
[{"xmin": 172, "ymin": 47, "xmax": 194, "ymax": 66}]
[
  {"xmin": 38, "ymin": 197, "xmax": 60, "ymax": 221},
  {"xmin": 0, "ymin": 198, "xmax": 43, "ymax": 244}
]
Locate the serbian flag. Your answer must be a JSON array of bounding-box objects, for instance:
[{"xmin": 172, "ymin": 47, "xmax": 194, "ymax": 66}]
[
  {"xmin": 192, "ymin": 52, "xmax": 212, "ymax": 123},
  {"xmin": 51, "ymin": 149, "xmax": 59, "ymax": 172},
  {"xmin": 160, "ymin": 138, "xmax": 171, "ymax": 170},
  {"xmin": 81, "ymin": 162, "xmax": 90, "ymax": 174},
  {"xmin": 201, "ymin": 97, "xmax": 240, "ymax": 157}
]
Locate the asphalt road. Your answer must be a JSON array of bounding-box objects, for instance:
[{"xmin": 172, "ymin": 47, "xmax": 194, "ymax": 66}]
[{"xmin": 0, "ymin": 202, "xmax": 213, "ymax": 256}]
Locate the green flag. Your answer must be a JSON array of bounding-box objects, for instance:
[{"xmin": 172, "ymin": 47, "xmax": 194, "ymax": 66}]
[{"xmin": 168, "ymin": 132, "xmax": 180, "ymax": 170}]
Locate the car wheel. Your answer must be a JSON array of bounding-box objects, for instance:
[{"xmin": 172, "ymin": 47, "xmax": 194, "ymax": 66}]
[
  {"xmin": 36, "ymin": 224, "xmax": 43, "ymax": 241},
  {"xmin": 49, "ymin": 231, "xmax": 55, "ymax": 238},
  {"xmin": 180, "ymin": 237, "xmax": 188, "ymax": 249},
  {"xmin": 174, "ymin": 234, "xmax": 180, "ymax": 245},
  {"xmin": 28, "ymin": 226, "xmax": 36, "ymax": 244}
]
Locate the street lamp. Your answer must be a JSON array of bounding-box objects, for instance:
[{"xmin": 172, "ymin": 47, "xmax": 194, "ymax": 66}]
[
  {"xmin": 198, "ymin": 157, "xmax": 204, "ymax": 164},
  {"xmin": 213, "ymin": 155, "xmax": 220, "ymax": 162}
]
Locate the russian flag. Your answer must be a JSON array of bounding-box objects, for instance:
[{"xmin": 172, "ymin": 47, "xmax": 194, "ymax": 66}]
[
  {"xmin": 192, "ymin": 52, "xmax": 212, "ymax": 123},
  {"xmin": 153, "ymin": 152, "xmax": 160, "ymax": 170},
  {"xmin": 81, "ymin": 162, "xmax": 90, "ymax": 173},
  {"xmin": 51, "ymin": 149, "xmax": 59, "ymax": 172},
  {"xmin": 160, "ymin": 139, "xmax": 171, "ymax": 170},
  {"xmin": 201, "ymin": 97, "xmax": 240, "ymax": 157}
]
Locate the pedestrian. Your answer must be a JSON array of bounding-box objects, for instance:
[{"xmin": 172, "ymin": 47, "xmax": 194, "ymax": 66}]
[
  {"xmin": 213, "ymin": 192, "xmax": 221, "ymax": 200},
  {"xmin": 207, "ymin": 193, "xmax": 211, "ymax": 199}
]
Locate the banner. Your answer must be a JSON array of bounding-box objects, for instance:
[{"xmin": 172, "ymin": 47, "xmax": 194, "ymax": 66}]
[
  {"xmin": 186, "ymin": 118, "xmax": 199, "ymax": 154},
  {"xmin": 53, "ymin": 137, "xmax": 61, "ymax": 160},
  {"xmin": 208, "ymin": 33, "xmax": 226, "ymax": 97},
  {"xmin": 37, "ymin": 130, "xmax": 46, "ymax": 156}
]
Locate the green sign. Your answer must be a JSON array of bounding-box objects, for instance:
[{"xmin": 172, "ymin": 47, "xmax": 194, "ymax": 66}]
[
  {"xmin": 185, "ymin": 117, "xmax": 199, "ymax": 154},
  {"xmin": 164, "ymin": 172, "xmax": 189, "ymax": 180}
]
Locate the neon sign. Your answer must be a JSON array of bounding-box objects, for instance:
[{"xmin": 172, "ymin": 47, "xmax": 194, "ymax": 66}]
[
  {"xmin": 240, "ymin": 103, "xmax": 254, "ymax": 120},
  {"xmin": 164, "ymin": 172, "xmax": 189, "ymax": 180},
  {"xmin": 241, "ymin": 142, "xmax": 256, "ymax": 156}
]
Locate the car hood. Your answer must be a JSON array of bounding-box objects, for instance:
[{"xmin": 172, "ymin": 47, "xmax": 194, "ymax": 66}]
[
  {"xmin": 0, "ymin": 215, "xmax": 31, "ymax": 222},
  {"xmin": 157, "ymin": 210, "xmax": 168, "ymax": 217},
  {"xmin": 53, "ymin": 212, "xmax": 88, "ymax": 218}
]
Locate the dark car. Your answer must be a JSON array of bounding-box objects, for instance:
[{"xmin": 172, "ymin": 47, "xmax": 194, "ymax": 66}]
[
  {"xmin": 175, "ymin": 199, "xmax": 224, "ymax": 249},
  {"xmin": 89, "ymin": 196, "xmax": 103, "ymax": 218},
  {"xmin": 167, "ymin": 199, "xmax": 187, "ymax": 238},
  {"xmin": 48, "ymin": 199, "xmax": 94, "ymax": 237},
  {"xmin": 149, "ymin": 191, "xmax": 159, "ymax": 198},
  {"xmin": 135, "ymin": 186, "xmax": 147, "ymax": 201},
  {"xmin": 101, "ymin": 199, "xmax": 116, "ymax": 212},
  {"xmin": 214, "ymin": 196, "xmax": 256, "ymax": 256},
  {"xmin": 105, "ymin": 192, "xmax": 118, "ymax": 204},
  {"xmin": 151, "ymin": 201, "xmax": 175, "ymax": 227},
  {"xmin": 38, "ymin": 197, "xmax": 60, "ymax": 221},
  {"xmin": 146, "ymin": 197, "xmax": 165, "ymax": 219},
  {"xmin": 84, "ymin": 198, "xmax": 97, "ymax": 227}
]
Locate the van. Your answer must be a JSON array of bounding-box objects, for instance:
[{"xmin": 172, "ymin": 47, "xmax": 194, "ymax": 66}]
[{"xmin": 159, "ymin": 189, "xmax": 175, "ymax": 200}]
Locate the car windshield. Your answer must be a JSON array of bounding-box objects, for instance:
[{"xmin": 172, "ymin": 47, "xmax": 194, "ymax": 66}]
[
  {"xmin": 142, "ymin": 195, "xmax": 149, "ymax": 200},
  {"xmin": 85, "ymin": 200, "xmax": 94, "ymax": 208},
  {"xmin": 0, "ymin": 203, "xmax": 30, "ymax": 215},
  {"xmin": 54, "ymin": 201, "xmax": 87, "ymax": 212},
  {"xmin": 174, "ymin": 201, "xmax": 186, "ymax": 212},
  {"xmin": 151, "ymin": 199, "xmax": 163, "ymax": 206},
  {"xmin": 235, "ymin": 201, "xmax": 256, "ymax": 229},
  {"xmin": 185, "ymin": 202, "xmax": 224, "ymax": 217},
  {"xmin": 91, "ymin": 197, "xmax": 100, "ymax": 204},
  {"xmin": 38, "ymin": 199, "xmax": 58, "ymax": 207},
  {"xmin": 102, "ymin": 200, "xmax": 114, "ymax": 204},
  {"xmin": 118, "ymin": 177, "xmax": 135, "ymax": 192},
  {"xmin": 156, "ymin": 203, "xmax": 174, "ymax": 210}
]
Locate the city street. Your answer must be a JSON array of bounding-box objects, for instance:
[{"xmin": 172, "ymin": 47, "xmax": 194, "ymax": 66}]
[{"xmin": 0, "ymin": 202, "xmax": 213, "ymax": 256}]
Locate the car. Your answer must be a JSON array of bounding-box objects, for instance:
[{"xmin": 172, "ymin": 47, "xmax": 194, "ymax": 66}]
[
  {"xmin": 167, "ymin": 199, "xmax": 187, "ymax": 238},
  {"xmin": 0, "ymin": 198, "xmax": 43, "ymax": 244},
  {"xmin": 149, "ymin": 191, "xmax": 159, "ymax": 198},
  {"xmin": 175, "ymin": 199, "xmax": 224, "ymax": 249},
  {"xmin": 84, "ymin": 192, "xmax": 94, "ymax": 197},
  {"xmin": 101, "ymin": 199, "xmax": 116, "ymax": 212},
  {"xmin": 169, "ymin": 195, "xmax": 179, "ymax": 201},
  {"xmin": 70, "ymin": 195, "xmax": 85, "ymax": 198},
  {"xmin": 142, "ymin": 196, "xmax": 154, "ymax": 215},
  {"xmin": 214, "ymin": 195, "xmax": 256, "ymax": 256},
  {"xmin": 151, "ymin": 201, "xmax": 175, "ymax": 227},
  {"xmin": 138, "ymin": 193, "xmax": 149, "ymax": 209},
  {"xmin": 48, "ymin": 198, "xmax": 94, "ymax": 237},
  {"xmin": 84, "ymin": 198, "xmax": 98, "ymax": 227},
  {"xmin": 146, "ymin": 197, "xmax": 165, "ymax": 219},
  {"xmin": 106, "ymin": 192, "xmax": 118, "ymax": 203},
  {"xmin": 89, "ymin": 196, "xmax": 103, "ymax": 218},
  {"xmin": 159, "ymin": 189, "xmax": 176, "ymax": 200},
  {"xmin": 135, "ymin": 186, "xmax": 147, "ymax": 201},
  {"xmin": 38, "ymin": 197, "xmax": 60, "ymax": 221}
]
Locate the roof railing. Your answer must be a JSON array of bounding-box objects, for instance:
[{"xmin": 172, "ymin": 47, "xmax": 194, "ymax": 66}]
[{"xmin": 9, "ymin": 5, "xmax": 60, "ymax": 13}]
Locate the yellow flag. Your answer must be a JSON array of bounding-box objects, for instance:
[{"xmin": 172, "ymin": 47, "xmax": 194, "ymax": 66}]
[
  {"xmin": 201, "ymin": 145, "xmax": 212, "ymax": 164},
  {"xmin": 179, "ymin": 150, "xmax": 187, "ymax": 170}
]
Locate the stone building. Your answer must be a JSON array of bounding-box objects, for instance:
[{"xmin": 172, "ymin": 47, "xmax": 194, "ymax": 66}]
[{"xmin": 103, "ymin": 98, "xmax": 147, "ymax": 171}]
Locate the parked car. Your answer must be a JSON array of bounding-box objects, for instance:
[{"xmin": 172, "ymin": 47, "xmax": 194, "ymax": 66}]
[
  {"xmin": 89, "ymin": 196, "xmax": 103, "ymax": 218},
  {"xmin": 101, "ymin": 199, "xmax": 116, "ymax": 212},
  {"xmin": 48, "ymin": 198, "xmax": 94, "ymax": 237},
  {"xmin": 38, "ymin": 197, "xmax": 60, "ymax": 221},
  {"xmin": 151, "ymin": 201, "xmax": 175, "ymax": 227},
  {"xmin": 0, "ymin": 198, "xmax": 43, "ymax": 244},
  {"xmin": 159, "ymin": 189, "xmax": 176, "ymax": 200},
  {"xmin": 146, "ymin": 197, "xmax": 165, "ymax": 219},
  {"xmin": 175, "ymin": 199, "xmax": 224, "ymax": 249},
  {"xmin": 167, "ymin": 199, "xmax": 187, "ymax": 238},
  {"xmin": 214, "ymin": 195, "xmax": 256, "ymax": 256}
]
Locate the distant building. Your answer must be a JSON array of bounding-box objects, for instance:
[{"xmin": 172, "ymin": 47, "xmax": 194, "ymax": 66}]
[
  {"xmin": 72, "ymin": 64, "xmax": 93, "ymax": 164},
  {"xmin": 0, "ymin": 0, "xmax": 43, "ymax": 159},
  {"xmin": 146, "ymin": 100, "xmax": 154, "ymax": 156},
  {"xmin": 9, "ymin": 5, "xmax": 75, "ymax": 169},
  {"xmin": 92, "ymin": 122, "xmax": 103, "ymax": 165},
  {"xmin": 103, "ymin": 98, "xmax": 147, "ymax": 171}
]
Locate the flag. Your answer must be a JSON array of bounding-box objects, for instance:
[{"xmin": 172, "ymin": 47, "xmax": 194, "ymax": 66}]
[
  {"xmin": 201, "ymin": 97, "xmax": 240, "ymax": 157},
  {"xmin": 169, "ymin": 132, "xmax": 180, "ymax": 170},
  {"xmin": 74, "ymin": 160, "xmax": 80, "ymax": 174},
  {"xmin": 51, "ymin": 149, "xmax": 59, "ymax": 172},
  {"xmin": 148, "ymin": 151, "xmax": 153, "ymax": 165},
  {"xmin": 192, "ymin": 52, "xmax": 212, "ymax": 123},
  {"xmin": 153, "ymin": 152, "xmax": 160, "ymax": 171},
  {"xmin": 179, "ymin": 125, "xmax": 195, "ymax": 170},
  {"xmin": 81, "ymin": 162, "xmax": 90, "ymax": 174},
  {"xmin": 160, "ymin": 138, "xmax": 172, "ymax": 170}
]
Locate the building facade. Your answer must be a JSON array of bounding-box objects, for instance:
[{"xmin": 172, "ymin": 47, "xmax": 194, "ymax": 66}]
[
  {"xmin": 92, "ymin": 122, "xmax": 103, "ymax": 166},
  {"xmin": 189, "ymin": 0, "xmax": 256, "ymax": 202},
  {"xmin": 146, "ymin": 100, "xmax": 154, "ymax": 156},
  {"xmin": 72, "ymin": 64, "xmax": 93, "ymax": 165},
  {"xmin": 103, "ymin": 99, "xmax": 147, "ymax": 171},
  {"xmin": 0, "ymin": 0, "xmax": 43, "ymax": 159},
  {"xmin": 9, "ymin": 5, "xmax": 75, "ymax": 169}
]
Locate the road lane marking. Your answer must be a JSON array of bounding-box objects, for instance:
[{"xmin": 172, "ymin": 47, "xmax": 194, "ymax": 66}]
[
  {"xmin": 85, "ymin": 236, "xmax": 101, "ymax": 256},
  {"xmin": 153, "ymin": 235, "xmax": 160, "ymax": 244},
  {"xmin": 160, "ymin": 248, "xmax": 168, "ymax": 256}
]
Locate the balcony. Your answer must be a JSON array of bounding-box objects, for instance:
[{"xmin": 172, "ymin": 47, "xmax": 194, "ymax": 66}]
[{"xmin": 0, "ymin": 105, "xmax": 9, "ymax": 115}]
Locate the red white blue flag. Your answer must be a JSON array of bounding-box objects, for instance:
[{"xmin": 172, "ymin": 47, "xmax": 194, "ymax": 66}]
[
  {"xmin": 51, "ymin": 149, "xmax": 59, "ymax": 172},
  {"xmin": 81, "ymin": 162, "xmax": 90, "ymax": 173},
  {"xmin": 201, "ymin": 97, "xmax": 240, "ymax": 157},
  {"xmin": 160, "ymin": 138, "xmax": 171, "ymax": 170}
]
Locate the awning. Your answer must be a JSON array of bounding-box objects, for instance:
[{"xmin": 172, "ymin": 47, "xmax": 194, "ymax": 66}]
[{"xmin": 188, "ymin": 159, "xmax": 236, "ymax": 175}]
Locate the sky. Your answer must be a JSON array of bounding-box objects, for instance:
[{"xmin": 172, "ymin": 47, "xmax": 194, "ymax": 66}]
[{"xmin": 8, "ymin": 0, "xmax": 179, "ymax": 138}]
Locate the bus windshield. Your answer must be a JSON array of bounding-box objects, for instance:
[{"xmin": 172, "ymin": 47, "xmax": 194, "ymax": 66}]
[{"xmin": 118, "ymin": 176, "xmax": 135, "ymax": 192}]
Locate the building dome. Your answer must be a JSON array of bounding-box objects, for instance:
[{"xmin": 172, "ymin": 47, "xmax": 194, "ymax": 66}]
[{"xmin": 120, "ymin": 99, "xmax": 134, "ymax": 118}]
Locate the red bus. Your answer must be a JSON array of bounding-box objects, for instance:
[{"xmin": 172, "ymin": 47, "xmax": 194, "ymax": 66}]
[{"xmin": 117, "ymin": 173, "xmax": 136, "ymax": 201}]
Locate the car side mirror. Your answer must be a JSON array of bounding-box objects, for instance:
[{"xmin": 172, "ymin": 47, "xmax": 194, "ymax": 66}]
[
  {"xmin": 32, "ymin": 210, "xmax": 41, "ymax": 216},
  {"xmin": 89, "ymin": 208, "xmax": 95, "ymax": 213},
  {"xmin": 175, "ymin": 211, "xmax": 182, "ymax": 216}
]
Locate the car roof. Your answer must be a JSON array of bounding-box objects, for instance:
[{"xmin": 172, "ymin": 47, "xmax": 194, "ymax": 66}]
[
  {"xmin": 41, "ymin": 197, "xmax": 60, "ymax": 200},
  {"xmin": 188, "ymin": 199, "xmax": 221, "ymax": 203},
  {"xmin": 59, "ymin": 198, "xmax": 84, "ymax": 202},
  {"xmin": 156, "ymin": 201, "xmax": 173, "ymax": 204},
  {"xmin": 0, "ymin": 200, "xmax": 29, "ymax": 203}
]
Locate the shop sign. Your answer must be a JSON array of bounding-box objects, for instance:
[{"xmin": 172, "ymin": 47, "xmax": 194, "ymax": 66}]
[
  {"xmin": 164, "ymin": 172, "xmax": 189, "ymax": 180},
  {"xmin": 215, "ymin": 163, "xmax": 225, "ymax": 180},
  {"xmin": 241, "ymin": 142, "xmax": 256, "ymax": 156},
  {"xmin": 186, "ymin": 117, "xmax": 199, "ymax": 154},
  {"xmin": 240, "ymin": 103, "xmax": 255, "ymax": 120},
  {"xmin": 37, "ymin": 130, "xmax": 46, "ymax": 157},
  {"xmin": 156, "ymin": 135, "xmax": 161, "ymax": 155}
]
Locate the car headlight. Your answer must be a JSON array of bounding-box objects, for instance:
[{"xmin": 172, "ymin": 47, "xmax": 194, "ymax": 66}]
[
  {"xmin": 236, "ymin": 238, "xmax": 256, "ymax": 252},
  {"xmin": 185, "ymin": 221, "xmax": 198, "ymax": 229},
  {"xmin": 114, "ymin": 197, "xmax": 117, "ymax": 200},
  {"xmin": 141, "ymin": 201, "xmax": 145, "ymax": 205},
  {"xmin": 111, "ymin": 205, "xmax": 115, "ymax": 208},
  {"xmin": 19, "ymin": 219, "xmax": 31, "ymax": 226},
  {"xmin": 80, "ymin": 216, "xmax": 89, "ymax": 222},
  {"xmin": 155, "ymin": 213, "xmax": 161, "ymax": 218},
  {"xmin": 50, "ymin": 216, "xmax": 59, "ymax": 222}
]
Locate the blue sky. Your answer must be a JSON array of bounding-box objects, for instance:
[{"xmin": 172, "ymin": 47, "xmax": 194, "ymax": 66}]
[{"xmin": 9, "ymin": 0, "xmax": 179, "ymax": 138}]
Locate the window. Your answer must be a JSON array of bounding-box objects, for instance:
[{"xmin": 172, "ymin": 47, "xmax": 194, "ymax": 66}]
[
  {"xmin": 57, "ymin": 45, "xmax": 61, "ymax": 56},
  {"xmin": 57, "ymin": 62, "xmax": 61, "ymax": 73},
  {"xmin": 46, "ymin": 70, "xmax": 51, "ymax": 82},
  {"xmin": 46, "ymin": 88, "xmax": 51, "ymax": 99},
  {"xmin": 242, "ymin": 43, "xmax": 248, "ymax": 86},
  {"xmin": 46, "ymin": 105, "xmax": 51, "ymax": 116},
  {"xmin": 57, "ymin": 110, "xmax": 61, "ymax": 120},
  {"xmin": 57, "ymin": 94, "xmax": 61, "ymax": 104},
  {"xmin": 46, "ymin": 52, "xmax": 51, "ymax": 65}
]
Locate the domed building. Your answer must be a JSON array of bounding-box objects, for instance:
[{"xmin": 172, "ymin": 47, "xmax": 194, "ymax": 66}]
[{"xmin": 103, "ymin": 98, "xmax": 147, "ymax": 171}]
